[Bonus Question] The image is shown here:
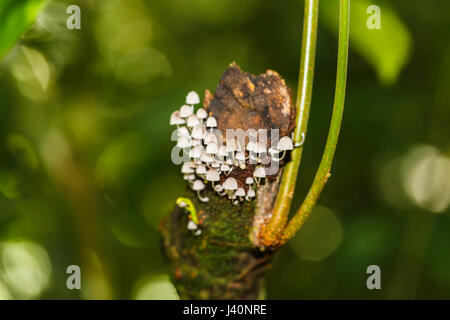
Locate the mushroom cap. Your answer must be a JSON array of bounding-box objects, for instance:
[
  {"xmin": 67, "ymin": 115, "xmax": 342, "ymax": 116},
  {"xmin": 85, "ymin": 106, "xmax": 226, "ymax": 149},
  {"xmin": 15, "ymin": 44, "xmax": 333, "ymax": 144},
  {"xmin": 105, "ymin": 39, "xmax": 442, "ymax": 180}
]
[
  {"xmin": 177, "ymin": 136, "xmax": 191, "ymax": 148},
  {"xmin": 204, "ymin": 133, "xmax": 217, "ymax": 145},
  {"xmin": 196, "ymin": 108, "xmax": 208, "ymax": 119},
  {"xmin": 183, "ymin": 174, "xmax": 195, "ymax": 181},
  {"xmin": 180, "ymin": 105, "xmax": 193, "ymax": 118},
  {"xmin": 253, "ymin": 166, "xmax": 266, "ymax": 178},
  {"xmin": 218, "ymin": 145, "xmax": 228, "ymax": 157},
  {"xmin": 201, "ymin": 152, "xmax": 214, "ymax": 163},
  {"xmin": 247, "ymin": 189, "xmax": 256, "ymax": 197},
  {"xmin": 186, "ymin": 91, "xmax": 200, "ymax": 105},
  {"xmin": 187, "ymin": 220, "xmax": 198, "ymax": 230},
  {"xmin": 211, "ymin": 161, "xmax": 220, "ymax": 168},
  {"xmin": 206, "ymin": 143, "xmax": 218, "ymax": 154},
  {"xmin": 214, "ymin": 184, "xmax": 224, "ymax": 192},
  {"xmin": 189, "ymin": 145, "xmax": 203, "ymax": 159},
  {"xmin": 196, "ymin": 164, "xmax": 207, "ymax": 175},
  {"xmin": 223, "ymin": 177, "xmax": 238, "ymax": 190},
  {"xmin": 220, "ymin": 164, "xmax": 230, "ymax": 172},
  {"xmin": 206, "ymin": 116, "xmax": 217, "ymax": 127},
  {"xmin": 187, "ymin": 114, "xmax": 200, "ymax": 128},
  {"xmin": 191, "ymin": 125, "xmax": 204, "ymax": 140},
  {"xmin": 245, "ymin": 177, "xmax": 254, "ymax": 184},
  {"xmin": 277, "ymin": 136, "xmax": 294, "ymax": 151},
  {"xmin": 235, "ymin": 188, "xmax": 245, "ymax": 197},
  {"xmin": 206, "ymin": 169, "xmax": 220, "ymax": 181},
  {"xmin": 181, "ymin": 162, "xmax": 194, "ymax": 174},
  {"xmin": 170, "ymin": 111, "xmax": 185, "ymax": 125},
  {"xmin": 192, "ymin": 179, "xmax": 205, "ymax": 191},
  {"xmin": 235, "ymin": 152, "xmax": 245, "ymax": 161},
  {"xmin": 177, "ymin": 126, "xmax": 190, "ymax": 137}
]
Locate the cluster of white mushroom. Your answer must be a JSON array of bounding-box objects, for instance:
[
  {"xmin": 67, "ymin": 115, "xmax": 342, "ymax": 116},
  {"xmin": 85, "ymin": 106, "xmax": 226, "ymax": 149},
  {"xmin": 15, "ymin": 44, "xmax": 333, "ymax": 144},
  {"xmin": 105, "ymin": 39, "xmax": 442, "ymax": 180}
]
[{"xmin": 170, "ymin": 91, "xmax": 296, "ymax": 204}]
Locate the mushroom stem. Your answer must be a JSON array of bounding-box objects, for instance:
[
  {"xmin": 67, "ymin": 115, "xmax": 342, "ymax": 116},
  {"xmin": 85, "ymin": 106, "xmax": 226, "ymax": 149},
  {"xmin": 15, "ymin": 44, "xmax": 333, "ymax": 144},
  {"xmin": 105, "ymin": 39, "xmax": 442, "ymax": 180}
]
[{"xmin": 197, "ymin": 190, "xmax": 209, "ymax": 202}]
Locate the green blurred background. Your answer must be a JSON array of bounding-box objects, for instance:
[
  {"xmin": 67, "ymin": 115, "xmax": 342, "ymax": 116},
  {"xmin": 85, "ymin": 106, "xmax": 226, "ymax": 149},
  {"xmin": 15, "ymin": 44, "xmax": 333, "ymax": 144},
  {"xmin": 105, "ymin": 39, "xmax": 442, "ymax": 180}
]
[{"xmin": 0, "ymin": 0, "xmax": 449, "ymax": 299}]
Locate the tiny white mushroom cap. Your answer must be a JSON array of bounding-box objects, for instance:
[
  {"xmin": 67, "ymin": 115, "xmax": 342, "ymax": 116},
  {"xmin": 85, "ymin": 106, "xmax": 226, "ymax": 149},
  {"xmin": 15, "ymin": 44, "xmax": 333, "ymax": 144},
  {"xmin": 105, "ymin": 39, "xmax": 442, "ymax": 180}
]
[
  {"xmin": 235, "ymin": 152, "xmax": 245, "ymax": 161},
  {"xmin": 206, "ymin": 169, "xmax": 220, "ymax": 182},
  {"xmin": 177, "ymin": 126, "xmax": 190, "ymax": 137},
  {"xmin": 196, "ymin": 108, "xmax": 208, "ymax": 119},
  {"xmin": 181, "ymin": 162, "xmax": 194, "ymax": 174},
  {"xmin": 191, "ymin": 125, "xmax": 204, "ymax": 140},
  {"xmin": 235, "ymin": 188, "xmax": 245, "ymax": 197},
  {"xmin": 170, "ymin": 111, "xmax": 185, "ymax": 125},
  {"xmin": 245, "ymin": 177, "xmax": 254, "ymax": 184},
  {"xmin": 187, "ymin": 114, "xmax": 200, "ymax": 128},
  {"xmin": 206, "ymin": 116, "xmax": 217, "ymax": 128},
  {"xmin": 204, "ymin": 133, "xmax": 217, "ymax": 145},
  {"xmin": 201, "ymin": 152, "xmax": 214, "ymax": 163},
  {"xmin": 277, "ymin": 136, "xmax": 294, "ymax": 151},
  {"xmin": 186, "ymin": 91, "xmax": 200, "ymax": 105},
  {"xmin": 180, "ymin": 105, "xmax": 193, "ymax": 118},
  {"xmin": 220, "ymin": 164, "xmax": 230, "ymax": 172},
  {"xmin": 192, "ymin": 179, "xmax": 205, "ymax": 191},
  {"xmin": 196, "ymin": 164, "xmax": 207, "ymax": 175},
  {"xmin": 177, "ymin": 136, "xmax": 191, "ymax": 148},
  {"xmin": 183, "ymin": 174, "xmax": 195, "ymax": 181},
  {"xmin": 253, "ymin": 166, "xmax": 266, "ymax": 178},
  {"xmin": 206, "ymin": 143, "xmax": 218, "ymax": 155},
  {"xmin": 218, "ymin": 145, "xmax": 228, "ymax": 157},
  {"xmin": 214, "ymin": 184, "xmax": 224, "ymax": 192},
  {"xmin": 187, "ymin": 220, "xmax": 198, "ymax": 230},
  {"xmin": 247, "ymin": 189, "xmax": 256, "ymax": 198},
  {"xmin": 223, "ymin": 177, "xmax": 238, "ymax": 191},
  {"xmin": 211, "ymin": 161, "xmax": 220, "ymax": 168},
  {"xmin": 189, "ymin": 145, "xmax": 203, "ymax": 159}
]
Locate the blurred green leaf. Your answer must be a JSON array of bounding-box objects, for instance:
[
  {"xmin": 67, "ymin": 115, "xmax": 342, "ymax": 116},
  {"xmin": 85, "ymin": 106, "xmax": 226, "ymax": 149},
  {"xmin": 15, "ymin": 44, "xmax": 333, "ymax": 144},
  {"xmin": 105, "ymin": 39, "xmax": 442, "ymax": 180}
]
[
  {"xmin": 0, "ymin": 0, "xmax": 47, "ymax": 59},
  {"xmin": 320, "ymin": 0, "xmax": 412, "ymax": 85}
]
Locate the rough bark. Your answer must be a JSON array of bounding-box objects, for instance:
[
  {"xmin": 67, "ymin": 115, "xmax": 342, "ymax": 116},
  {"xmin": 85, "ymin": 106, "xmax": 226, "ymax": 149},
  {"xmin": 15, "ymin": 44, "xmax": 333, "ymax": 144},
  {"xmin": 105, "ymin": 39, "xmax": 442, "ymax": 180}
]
[{"xmin": 159, "ymin": 63, "xmax": 295, "ymax": 299}]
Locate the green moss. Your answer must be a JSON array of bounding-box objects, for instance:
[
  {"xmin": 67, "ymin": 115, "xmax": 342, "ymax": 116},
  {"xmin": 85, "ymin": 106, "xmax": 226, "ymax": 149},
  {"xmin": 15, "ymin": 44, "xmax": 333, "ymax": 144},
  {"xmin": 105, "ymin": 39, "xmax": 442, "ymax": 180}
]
[{"xmin": 160, "ymin": 187, "xmax": 272, "ymax": 299}]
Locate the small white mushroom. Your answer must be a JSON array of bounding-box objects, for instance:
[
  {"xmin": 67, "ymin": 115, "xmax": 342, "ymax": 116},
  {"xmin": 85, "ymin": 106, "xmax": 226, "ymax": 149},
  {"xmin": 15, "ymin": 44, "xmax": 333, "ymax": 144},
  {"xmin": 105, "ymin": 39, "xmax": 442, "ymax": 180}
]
[
  {"xmin": 192, "ymin": 179, "xmax": 209, "ymax": 202},
  {"xmin": 177, "ymin": 126, "xmax": 190, "ymax": 138},
  {"xmin": 206, "ymin": 169, "xmax": 220, "ymax": 188},
  {"xmin": 220, "ymin": 163, "xmax": 231, "ymax": 175},
  {"xmin": 245, "ymin": 188, "xmax": 256, "ymax": 201},
  {"xmin": 183, "ymin": 174, "xmax": 195, "ymax": 181},
  {"xmin": 235, "ymin": 151, "xmax": 246, "ymax": 169},
  {"xmin": 196, "ymin": 108, "xmax": 208, "ymax": 122},
  {"xmin": 191, "ymin": 125, "xmax": 204, "ymax": 140},
  {"xmin": 211, "ymin": 161, "xmax": 221, "ymax": 168},
  {"xmin": 201, "ymin": 152, "xmax": 214, "ymax": 164},
  {"xmin": 204, "ymin": 133, "xmax": 217, "ymax": 145},
  {"xmin": 214, "ymin": 183, "xmax": 226, "ymax": 196},
  {"xmin": 206, "ymin": 143, "xmax": 218, "ymax": 155},
  {"xmin": 187, "ymin": 114, "xmax": 200, "ymax": 128},
  {"xmin": 177, "ymin": 136, "xmax": 191, "ymax": 148},
  {"xmin": 181, "ymin": 162, "xmax": 195, "ymax": 174},
  {"xmin": 235, "ymin": 187, "xmax": 246, "ymax": 202},
  {"xmin": 187, "ymin": 220, "xmax": 198, "ymax": 230},
  {"xmin": 245, "ymin": 177, "xmax": 254, "ymax": 185},
  {"xmin": 206, "ymin": 116, "xmax": 217, "ymax": 132},
  {"xmin": 186, "ymin": 91, "xmax": 200, "ymax": 105},
  {"xmin": 170, "ymin": 111, "xmax": 185, "ymax": 126},
  {"xmin": 180, "ymin": 105, "xmax": 194, "ymax": 118},
  {"xmin": 276, "ymin": 136, "xmax": 294, "ymax": 161},
  {"xmin": 253, "ymin": 166, "xmax": 266, "ymax": 186},
  {"xmin": 223, "ymin": 177, "xmax": 238, "ymax": 199},
  {"xmin": 196, "ymin": 164, "xmax": 207, "ymax": 176},
  {"xmin": 189, "ymin": 145, "xmax": 203, "ymax": 160}
]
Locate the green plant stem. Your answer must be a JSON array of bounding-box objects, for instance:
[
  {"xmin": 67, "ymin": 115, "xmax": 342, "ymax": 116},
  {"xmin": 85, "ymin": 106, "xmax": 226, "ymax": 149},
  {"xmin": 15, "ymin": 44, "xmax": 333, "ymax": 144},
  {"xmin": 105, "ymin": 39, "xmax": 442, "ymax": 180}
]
[
  {"xmin": 282, "ymin": 0, "xmax": 350, "ymax": 242},
  {"xmin": 263, "ymin": 0, "xmax": 319, "ymax": 246}
]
